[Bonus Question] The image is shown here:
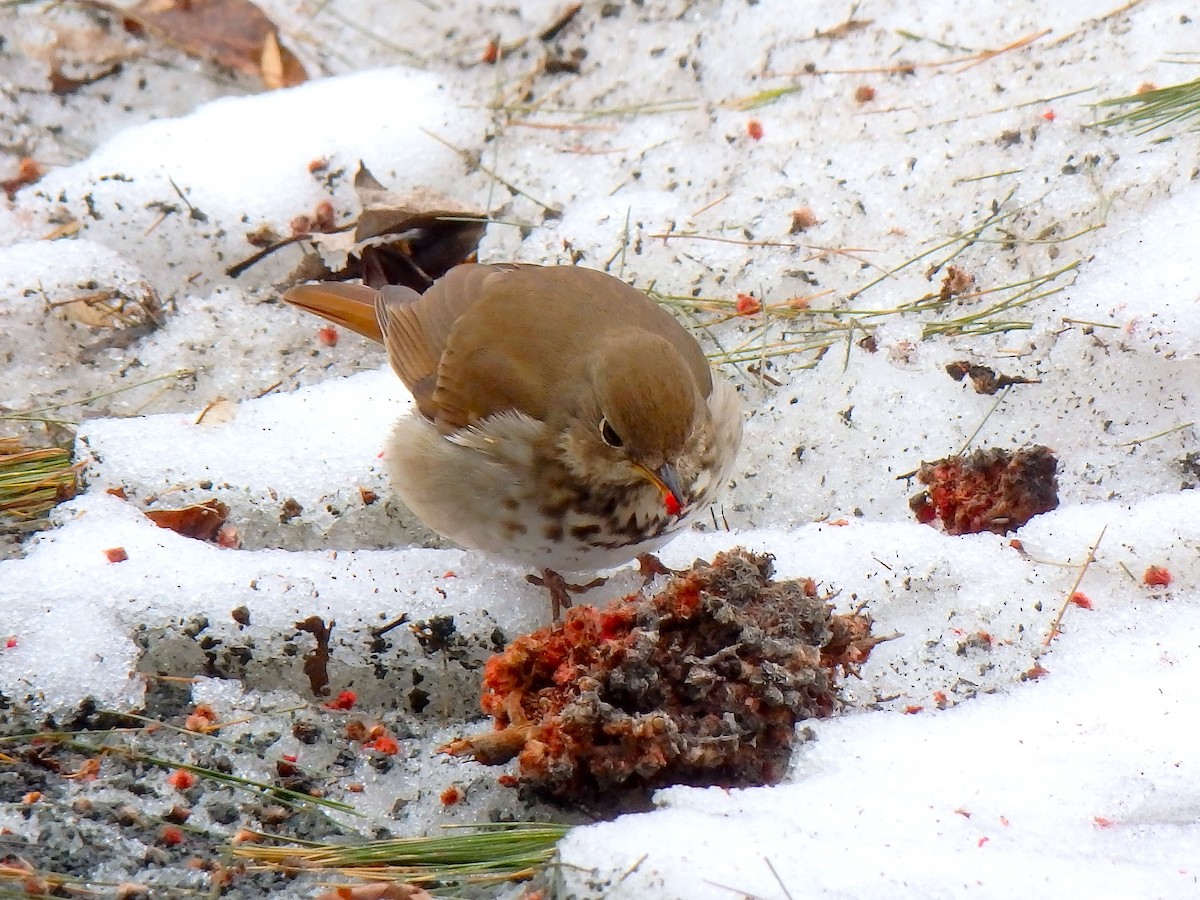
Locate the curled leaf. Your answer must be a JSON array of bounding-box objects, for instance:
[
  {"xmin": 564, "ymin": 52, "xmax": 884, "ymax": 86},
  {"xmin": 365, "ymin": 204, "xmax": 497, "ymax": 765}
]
[
  {"xmin": 144, "ymin": 499, "xmax": 230, "ymax": 541},
  {"xmin": 297, "ymin": 164, "xmax": 487, "ymax": 292}
]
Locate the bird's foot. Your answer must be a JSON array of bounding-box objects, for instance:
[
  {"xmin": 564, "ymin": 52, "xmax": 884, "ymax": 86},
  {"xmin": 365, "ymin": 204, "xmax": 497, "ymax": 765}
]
[
  {"xmin": 636, "ymin": 552, "xmax": 679, "ymax": 586},
  {"xmin": 527, "ymin": 568, "xmax": 607, "ymax": 620}
]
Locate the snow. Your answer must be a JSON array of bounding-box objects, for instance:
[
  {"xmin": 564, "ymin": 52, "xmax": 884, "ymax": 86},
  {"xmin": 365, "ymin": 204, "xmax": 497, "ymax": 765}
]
[
  {"xmin": 2, "ymin": 0, "xmax": 1199, "ymax": 896},
  {"xmin": 559, "ymin": 493, "xmax": 1200, "ymax": 898}
]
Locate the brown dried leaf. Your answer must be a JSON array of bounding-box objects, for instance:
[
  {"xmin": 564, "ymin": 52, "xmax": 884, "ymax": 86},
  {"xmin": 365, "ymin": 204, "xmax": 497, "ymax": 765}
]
[
  {"xmin": 944, "ymin": 360, "xmax": 1040, "ymax": 395},
  {"xmin": 49, "ymin": 62, "xmax": 125, "ymax": 96},
  {"xmin": 125, "ymin": 0, "xmax": 306, "ymax": 88},
  {"xmin": 788, "ymin": 206, "xmax": 818, "ymax": 234},
  {"xmin": 351, "ymin": 165, "xmax": 487, "ymax": 290},
  {"xmin": 938, "ymin": 264, "xmax": 975, "ymax": 302},
  {"xmin": 296, "ymin": 164, "xmax": 485, "ymax": 292},
  {"xmin": 295, "ymin": 616, "xmax": 333, "ymax": 696},
  {"xmin": 235, "ymin": 165, "xmax": 485, "ymax": 283},
  {"xmin": 816, "ymin": 17, "xmax": 873, "ymax": 39},
  {"xmin": 2, "ymin": 158, "xmax": 45, "ymax": 199},
  {"xmin": 258, "ymin": 29, "xmax": 306, "ymax": 90},
  {"xmin": 145, "ymin": 500, "xmax": 229, "ymax": 541}
]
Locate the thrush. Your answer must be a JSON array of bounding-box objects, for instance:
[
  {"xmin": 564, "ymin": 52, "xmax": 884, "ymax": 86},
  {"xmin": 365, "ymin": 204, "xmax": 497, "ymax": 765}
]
[{"xmin": 284, "ymin": 263, "xmax": 742, "ymax": 615}]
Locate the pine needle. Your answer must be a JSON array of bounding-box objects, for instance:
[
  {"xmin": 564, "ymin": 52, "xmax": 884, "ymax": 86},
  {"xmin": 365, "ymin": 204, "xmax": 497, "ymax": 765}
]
[
  {"xmin": 1045, "ymin": 527, "xmax": 1107, "ymax": 646},
  {"xmin": 231, "ymin": 822, "xmax": 568, "ymax": 888},
  {"xmin": 1095, "ymin": 76, "xmax": 1200, "ymax": 134},
  {"xmin": 0, "ymin": 440, "xmax": 80, "ymax": 530}
]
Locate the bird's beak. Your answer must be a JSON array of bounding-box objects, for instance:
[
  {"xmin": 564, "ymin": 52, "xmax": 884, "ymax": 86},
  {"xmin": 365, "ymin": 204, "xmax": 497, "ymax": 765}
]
[
  {"xmin": 283, "ymin": 283, "xmax": 384, "ymax": 343},
  {"xmin": 633, "ymin": 462, "xmax": 685, "ymax": 518}
]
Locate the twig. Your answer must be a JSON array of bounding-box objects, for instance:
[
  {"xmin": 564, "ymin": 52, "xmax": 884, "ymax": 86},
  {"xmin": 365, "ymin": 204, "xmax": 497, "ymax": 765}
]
[
  {"xmin": 1, "ymin": 369, "xmax": 194, "ymax": 420},
  {"xmin": 166, "ymin": 176, "xmax": 207, "ymax": 222},
  {"xmin": 765, "ymin": 856, "xmax": 796, "ymax": 900},
  {"xmin": 1118, "ymin": 421, "xmax": 1195, "ymax": 447},
  {"xmin": 690, "ymin": 192, "xmax": 733, "ymax": 217},
  {"xmin": 649, "ymin": 231, "xmax": 807, "ymax": 250},
  {"xmin": 1045, "ymin": 526, "xmax": 1107, "ymax": 645},
  {"xmin": 848, "ymin": 188, "xmax": 1017, "ymax": 299},
  {"xmin": 770, "ymin": 29, "xmax": 1049, "ymax": 77},
  {"xmin": 955, "ymin": 29, "xmax": 1050, "ymax": 72},
  {"xmin": 538, "ymin": 2, "xmax": 582, "ymax": 41},
  {"xmin": 617, "ymin": 853, "xmax": 648, "ymax": 884},
  {"xmin": 226, "ymin": 229, "xmax": 344, "ymax": 278},
  {"xmin": 955, "ymin": 168, "xmax": 1024, "ymax": 184}
]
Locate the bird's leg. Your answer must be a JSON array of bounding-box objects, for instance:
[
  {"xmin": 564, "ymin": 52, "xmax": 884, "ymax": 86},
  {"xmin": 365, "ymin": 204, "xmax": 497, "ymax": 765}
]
[
  {"xmin": 636, "ymin": 552, "xmax": 679, "ymax": 586},
  {"xmin": 526, "ymin": 568, "xmax": 607, "ymax": 620}
]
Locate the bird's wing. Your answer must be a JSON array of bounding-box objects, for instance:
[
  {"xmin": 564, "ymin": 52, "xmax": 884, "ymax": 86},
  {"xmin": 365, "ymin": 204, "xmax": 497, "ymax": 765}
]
[
  {"xmin": 429, "ymin": 264, "xmax": 712, "ymax": 434},
  {"xmin": 375, "ymin": 263, "xmax": 518, "ymax": 427}
]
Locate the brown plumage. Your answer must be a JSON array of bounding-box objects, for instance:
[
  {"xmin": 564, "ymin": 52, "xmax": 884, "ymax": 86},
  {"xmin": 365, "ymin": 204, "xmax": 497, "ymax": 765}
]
[{"xmin": 284, "ymin": 263, "xmax": 742, "ymax": 613}]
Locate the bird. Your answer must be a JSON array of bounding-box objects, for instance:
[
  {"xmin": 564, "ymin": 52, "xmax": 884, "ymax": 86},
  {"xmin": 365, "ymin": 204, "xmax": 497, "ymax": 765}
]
[{"xmin": 284, "ymin": 263, "xmax": 742, "ymax": 616}]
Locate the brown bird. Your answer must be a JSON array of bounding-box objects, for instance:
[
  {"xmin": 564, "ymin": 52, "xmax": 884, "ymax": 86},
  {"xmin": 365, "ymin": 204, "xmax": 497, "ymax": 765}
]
[{"xmin": 284, "ymin": 263, "xmax": 742, "ymax": 615}]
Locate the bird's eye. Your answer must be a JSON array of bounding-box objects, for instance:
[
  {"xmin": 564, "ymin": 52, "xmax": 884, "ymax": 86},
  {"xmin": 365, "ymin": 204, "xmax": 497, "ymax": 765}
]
[{"xmin": 599, "ymin": 418, "xmax": 624, "ymax": 448}]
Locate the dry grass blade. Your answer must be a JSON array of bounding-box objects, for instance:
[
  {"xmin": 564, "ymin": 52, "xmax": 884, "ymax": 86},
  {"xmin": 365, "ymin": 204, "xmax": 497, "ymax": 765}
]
[
  {"xmin": 730, "ymin": 86, "xmax": 802, "ymax": 111},
  {"xmin": 0, "ymin": 440, "xmax": 80, "ymax": 529},
  {"xmin": 920, "ymin": 260, "xmax": 1081, "ymax": 338},
  {"xmin": 231, "ymin": 823, "xmax": 568, "ymax": 888},
  {"xmin": 2, "ymin": 724, "xmax": 358, "ymax": 815},
  {"xmin": 1, "ymin": 369, "xmax": 195, "ymax": 427},
  {"xmin": 638, "ymin": 180, "xmax": 1092, "ymax": 374},
  {"xmin": 495, "ymin": 98, "xmax": 699, "ymax": 121},
  {"xmin": 849, "ymin": 188, "xmax": 1018, "ymax": 300},
  {"xmin": 1117, "ymin": 421, "xmax": 1195, "ymax": 447},
  {"xmin": 771, "ymin": 28, "xmax": 1049, "ymax": 77},
  {"xmin": 650, "ymin": 254, "xmax": 1079, "ymax": 370},
  {"xmin": 129, "ymin": 752, "xmax": 358, "ymax": 812},
  {"xmin": 1094, "ymin": 76, "xmax": 1200, "ymax": 134},
  {"xmin": 1045, "ymin": 526, "xmax": 1107, "ymax": 645},
  {"xmin": 0, "ymin": 860, "xmax": 164, "ymax": 898}
]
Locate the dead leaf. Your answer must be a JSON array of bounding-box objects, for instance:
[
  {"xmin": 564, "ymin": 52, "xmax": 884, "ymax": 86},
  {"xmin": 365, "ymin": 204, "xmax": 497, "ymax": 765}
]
[
  {"xmin": 816, "ymin": 17, "xmax": 873, "ymax": 39},
  {"xmin": 120, "ymin": 0, "xmax": 306, "ymax": 88},
  {"xmin": 302, "ymin": 164, "xmax": 487, "ymax": 291},
  {"xmin": 231, "ymin": 164, "xmax": 486, "ymax": 288},
  {"xmin": 938, "ymin": 264, "xmax": 975, "ymax": 301},
  {"xmin": 945, "ymin": 361, "xmax": 1040, "ymax": 395},
  {"xmin": 258, "ymin": 29, "xmax": 306, "ymax": 90},
  {"xmin": 145, "ymin": 500, "xmax": 230, "ymax": 541},
  {"xmin": 2, "ymin": 158, "xmax": 45, "ymax": 200},
  {"xmin": 20, "ymin": 15, "xmax": 139, "ymax": 99},
  {"xmin": 295, "ymin": 616, "xmax": 334, "ymax": 696},
  {"xmin": 50, "ymin": 286, "xmax": 162, "ymax": 330},
  {"xmin": 49, "ymin": 62, "xmax": 125, "ymax": 95},
  {"xmin": 43, "ymin": 220, "xmax": 82, "ymax": 241}
]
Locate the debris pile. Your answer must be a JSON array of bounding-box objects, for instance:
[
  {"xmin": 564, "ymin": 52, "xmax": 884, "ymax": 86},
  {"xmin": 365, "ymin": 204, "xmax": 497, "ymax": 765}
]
[
  {"xmin": 910, "ymin": 446, "xmax": 1059, "ymax": 535},
  {"xmin": 444, "ymin": 549, "xmax": 884, "ymax": 803}
]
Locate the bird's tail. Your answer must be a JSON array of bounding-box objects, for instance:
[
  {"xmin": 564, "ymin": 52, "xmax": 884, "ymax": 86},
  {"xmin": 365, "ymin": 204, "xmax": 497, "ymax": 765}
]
[{"xmin": 283, "ymin": 282, "xmax": 385, "ymax": 343}]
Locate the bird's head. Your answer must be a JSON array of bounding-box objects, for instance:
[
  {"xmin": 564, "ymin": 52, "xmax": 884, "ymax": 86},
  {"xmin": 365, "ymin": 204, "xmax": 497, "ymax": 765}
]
[{"xmin": 557, "ymin": 329, "xmax": 707, "ymax": 517}]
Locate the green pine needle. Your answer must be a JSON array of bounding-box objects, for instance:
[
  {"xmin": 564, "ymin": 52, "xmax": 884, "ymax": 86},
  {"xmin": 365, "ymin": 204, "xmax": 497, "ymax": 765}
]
[{"xmin": 1095, "ymin": 76, "xmax": 1200, "ymax": 134}]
